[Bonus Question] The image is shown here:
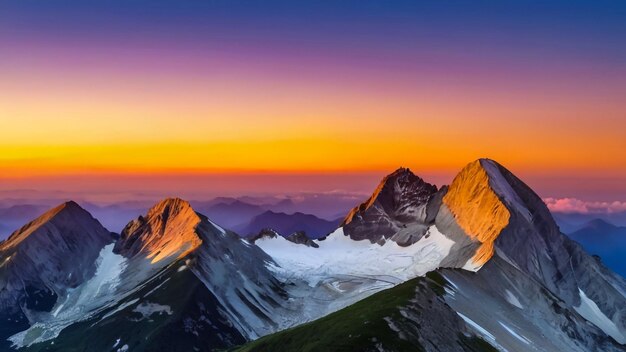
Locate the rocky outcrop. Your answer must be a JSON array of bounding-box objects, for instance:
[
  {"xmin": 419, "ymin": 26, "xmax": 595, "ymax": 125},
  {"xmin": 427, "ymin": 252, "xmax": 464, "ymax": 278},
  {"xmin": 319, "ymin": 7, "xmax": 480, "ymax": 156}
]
[
  {"xmin": 114, "ymin": 198, "xmax": 203, "ymax": 263},
  {"xmin": 437, "ymin": 160, "xmax": 511, "ymax": 267},
  {"xmin": 249, "ymin": 228, "xmax": 319, "ymax": 248},
  {"xmin": 341, "ymin": 167, "xmax": 438, "ymax": 245}
]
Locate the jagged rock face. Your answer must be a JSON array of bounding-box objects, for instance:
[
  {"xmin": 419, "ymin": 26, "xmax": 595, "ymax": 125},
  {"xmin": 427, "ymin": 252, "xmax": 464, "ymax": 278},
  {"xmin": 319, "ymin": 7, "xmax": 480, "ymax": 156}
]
[
  {"xmin": 285, "ymin": 231, "xmax": 319, "ymax": 248},
  {"xmin": 0, "ymin": 201, "xmax": 113, "ymax": 304},
  {"xmin": 439, "ymin": 160, "xmax": 511, "ymax": 267},
  {"xmin": 185, "ymin": 213, "xmax": 290, "ymax": 340},
  {"xmin": 342, "ymin": 167, "xmax": 438, "ymax": 245},
  {"xmin": 114, "ymin": 198, "xmax": 203, "ymax": 263},
  {"xmin": 249, "ymin": 229, "xmax": 319, "ymax": 248}
]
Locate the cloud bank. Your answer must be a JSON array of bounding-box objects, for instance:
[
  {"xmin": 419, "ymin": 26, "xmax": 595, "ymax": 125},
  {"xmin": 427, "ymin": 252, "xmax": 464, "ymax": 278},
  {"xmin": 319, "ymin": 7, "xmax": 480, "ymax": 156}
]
[{"xmin": 544, "ymin": 198, "xmax": 626, "ymax": 214}]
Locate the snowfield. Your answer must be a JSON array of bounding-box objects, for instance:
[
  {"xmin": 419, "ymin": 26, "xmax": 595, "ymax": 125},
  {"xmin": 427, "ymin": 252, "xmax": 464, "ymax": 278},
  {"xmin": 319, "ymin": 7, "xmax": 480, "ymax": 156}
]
[{"xmin": 256, "ymin": 225, "xmax": 455, "ymax": 286}]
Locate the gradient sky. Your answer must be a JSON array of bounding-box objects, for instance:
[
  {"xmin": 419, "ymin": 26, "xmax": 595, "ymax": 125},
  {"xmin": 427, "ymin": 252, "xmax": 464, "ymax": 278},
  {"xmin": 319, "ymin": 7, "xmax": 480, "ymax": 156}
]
[{"xmin": 1, "ymin": 1, "xmax": 625, "ymax": 201}]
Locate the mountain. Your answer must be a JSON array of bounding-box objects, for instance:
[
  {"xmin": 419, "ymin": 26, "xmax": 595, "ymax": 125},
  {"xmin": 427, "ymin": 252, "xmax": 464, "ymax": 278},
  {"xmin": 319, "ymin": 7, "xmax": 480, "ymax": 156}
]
[
  {"xmin": 553, "ymin": 211, "xmax": 626, "ymax": 232},
  {"xmin": 0, "ymin": 204, "xmax": 49, "ymax": 240},
  {"xmin": 250, "ymin": 159, "xmax": 626, "ymax": 351},
  {"xmin": 2, "ymin": 159, "xmax": 626, "ymax": 351},
  {"xmin": 0, "ymin": 201, "xmax": 114, "ymax": 349},
  {"xmin": 568, "ymin": 219, "xmax": 626, "ymax": 277},
  {"xmin": 191, "ymin": 199, "xmax": 266, "ymax": 229},
  {"xmin": 236, "ymin": 273, "xmax": 498, "ymax": 352},
  {"xmin": 235, "ymin": 210, "xmax": 339, "ymax": 238},
  {"xmin": 8, "ymin": 198, "xmax": 281, "ymax": 351},
  {"xmin": 341, "ymin": 167, "xmax": 439, "ymax": 245}
]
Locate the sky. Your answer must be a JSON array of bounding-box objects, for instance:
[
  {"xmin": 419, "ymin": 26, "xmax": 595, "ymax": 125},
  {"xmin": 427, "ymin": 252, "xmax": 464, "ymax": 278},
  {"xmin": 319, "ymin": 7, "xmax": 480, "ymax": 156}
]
[{"xmin": 1, "ymin": 0, "xmax": 625, "ymax": 203}]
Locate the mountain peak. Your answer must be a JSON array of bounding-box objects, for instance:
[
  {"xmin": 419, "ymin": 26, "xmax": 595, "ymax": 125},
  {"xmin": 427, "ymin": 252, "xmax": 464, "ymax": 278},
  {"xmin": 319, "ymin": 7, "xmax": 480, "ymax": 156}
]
[
  {"xmin": 340, "ymin": 167, "xmax": 438, "ymax": 244},
  {"xmin": 39, "ymin": 200, "xmax": 87, "ymax": 220},
  {"xmin": 3, "ymin": 200, "xmax": 103, "ymax": 249},
  {"xmin": 147, "ymin": 197, "xmax": 194, "ymax": 217},
  {"xmin": 583, "ymin": 218, "xmax": 617, "ymax": 231},
  {"xmin": 0, "ymin": 201, "xmax": 113, "ymax": 295},
  {"xmin": 343, "ymin": 167, "xmax": 437, "ymax": 226},
  {"xmin": 115, "ymin": 197, "xmax": 203, "ymax": 264},
  {"xmin": 439, "ymin": 159, "xmax": 511, "ymax": 267}
]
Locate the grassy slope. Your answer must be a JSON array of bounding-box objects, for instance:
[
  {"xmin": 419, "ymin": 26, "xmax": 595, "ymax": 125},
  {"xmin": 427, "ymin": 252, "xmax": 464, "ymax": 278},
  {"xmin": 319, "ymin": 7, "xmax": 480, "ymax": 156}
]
[{"xmin": 234, "ymin": 272, "xmax": 497, "ymax": 352}]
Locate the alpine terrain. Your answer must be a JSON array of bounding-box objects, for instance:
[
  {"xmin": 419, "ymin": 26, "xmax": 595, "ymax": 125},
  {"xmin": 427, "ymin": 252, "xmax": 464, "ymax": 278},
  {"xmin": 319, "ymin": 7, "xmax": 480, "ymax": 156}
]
[{"xmin": 0, "ymin": 159, "xmax": 624, "ymax": 352}]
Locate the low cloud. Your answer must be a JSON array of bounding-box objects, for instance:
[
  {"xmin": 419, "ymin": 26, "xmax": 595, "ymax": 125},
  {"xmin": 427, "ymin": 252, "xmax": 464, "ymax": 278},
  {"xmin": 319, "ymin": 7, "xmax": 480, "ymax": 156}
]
[{"xmin": 544, "ymin": 197, "xmax": 626, "ymax": 214}]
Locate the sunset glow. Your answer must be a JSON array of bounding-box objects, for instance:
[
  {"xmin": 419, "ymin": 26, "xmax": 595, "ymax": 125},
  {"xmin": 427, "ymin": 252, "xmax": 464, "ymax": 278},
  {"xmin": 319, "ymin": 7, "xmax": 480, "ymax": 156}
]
[{"xmin": 1, "ymin": 0, "xmax": 625, "ymax": 200}]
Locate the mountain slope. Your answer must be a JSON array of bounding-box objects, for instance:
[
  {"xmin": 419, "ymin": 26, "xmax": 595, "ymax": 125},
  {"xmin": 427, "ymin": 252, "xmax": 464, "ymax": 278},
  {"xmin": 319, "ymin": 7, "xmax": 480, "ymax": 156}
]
[
  {"xmin": 21, "ymin": 259, "xmax": 246, "ymax": 352},
  {"xmin": 0, "ymin": 202, "xmax": 114, "ymax": 349},
  {"xmin": 429, "ymin": 159, "xmax": 626, "ymax": 345},
  {"xmin": 481, "ymin": 159, "xmax": 626, "ymax": 344},
  {"xmin": 235, "ymin": 272, "xmax": 497, "ymax": 352}
]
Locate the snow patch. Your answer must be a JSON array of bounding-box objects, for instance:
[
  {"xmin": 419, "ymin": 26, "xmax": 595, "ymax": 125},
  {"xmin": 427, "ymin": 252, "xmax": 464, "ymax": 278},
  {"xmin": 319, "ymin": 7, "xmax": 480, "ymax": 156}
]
[
  {"xmin": 456, "ymin": 312, "xmax": 496, "ymax": 343},
  {"xmin": 133, "ymin": 302, "xmax": 173, "ymax": 319},
  {"xmin": 574, "ymin": 288, "xmax": 625, "ymax": 344},
  {"xmin": 498, "ymin": 321, "xmax": 531, "ymax": 345},
  {"xmin": 461, "ymin": 257, "xmax": 483, "ymax": 272},
  {"xmin": 504, "ymin": 290, "xmax": 523, "ymax": 309}
]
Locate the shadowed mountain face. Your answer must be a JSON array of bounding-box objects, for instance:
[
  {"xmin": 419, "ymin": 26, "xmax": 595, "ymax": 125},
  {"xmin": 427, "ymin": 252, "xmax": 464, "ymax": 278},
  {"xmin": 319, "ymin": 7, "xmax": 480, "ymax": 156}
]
[
  {"xmin": 568, "ymin": 219, "xmax": 626, "ymax": 277},
  {"xmin": 0, "ymin": 202, "xmax": 114, "ymax": 349},
  {"xmin": 1, "ymin": 159, "xmax": 626, "ymax": 352},
  {"xmin": 192, "ymin": 200, "xmax": 266, "ymax": 229},
  {"xmin": 341, "ymin": 167, "xmax": 439, "ymax": 245},
  {"xmin": 235, "ymin": 210, "xmax": 339, "ymax": 238}
]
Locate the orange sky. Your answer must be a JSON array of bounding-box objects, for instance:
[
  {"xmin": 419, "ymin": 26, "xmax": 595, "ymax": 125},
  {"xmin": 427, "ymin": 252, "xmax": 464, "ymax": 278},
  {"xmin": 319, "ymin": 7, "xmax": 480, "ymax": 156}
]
[{"xmin": 1, "ymin": 0, "xmax": 626, "ymax": 201}]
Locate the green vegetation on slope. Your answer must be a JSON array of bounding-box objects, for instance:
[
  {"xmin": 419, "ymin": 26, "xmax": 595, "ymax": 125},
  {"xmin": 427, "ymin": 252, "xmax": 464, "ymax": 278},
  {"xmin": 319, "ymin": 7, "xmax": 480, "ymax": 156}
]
[
  {"xmin": 235, "ymin": 277, "xmax": 420, "ymax": 352},
  {"xmin": 235, "ymin": 271, "xmax": 497, "ymax": 352}
]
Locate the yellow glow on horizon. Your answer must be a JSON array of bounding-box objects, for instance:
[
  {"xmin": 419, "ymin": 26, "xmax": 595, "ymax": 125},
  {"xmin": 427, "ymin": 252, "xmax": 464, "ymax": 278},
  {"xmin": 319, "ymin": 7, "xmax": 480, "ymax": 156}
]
[{"xmin": 1, "ymin": 60, "xmax": 625, "ymax": 179}]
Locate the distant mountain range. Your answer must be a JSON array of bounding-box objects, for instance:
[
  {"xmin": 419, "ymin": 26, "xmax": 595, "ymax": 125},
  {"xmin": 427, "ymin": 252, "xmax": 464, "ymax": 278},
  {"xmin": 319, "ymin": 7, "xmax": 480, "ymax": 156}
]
[
  {"xmin": 0, "ymin": 196, "xmax": 352, "ymax": 242},
  {"xmin": 566, "ymin": 219, "xmax": 626, "ymax": 277},
  {"xmin": 553, "ymin": 211, "xmax": 626, "ymax": 233},
  {"xmin": 235, "ymin": 210, "xmax": 340, "ymax": 238},
  {"xmin": 0, "ymin": 159, "xmax": 624, "ymax": 351}
]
